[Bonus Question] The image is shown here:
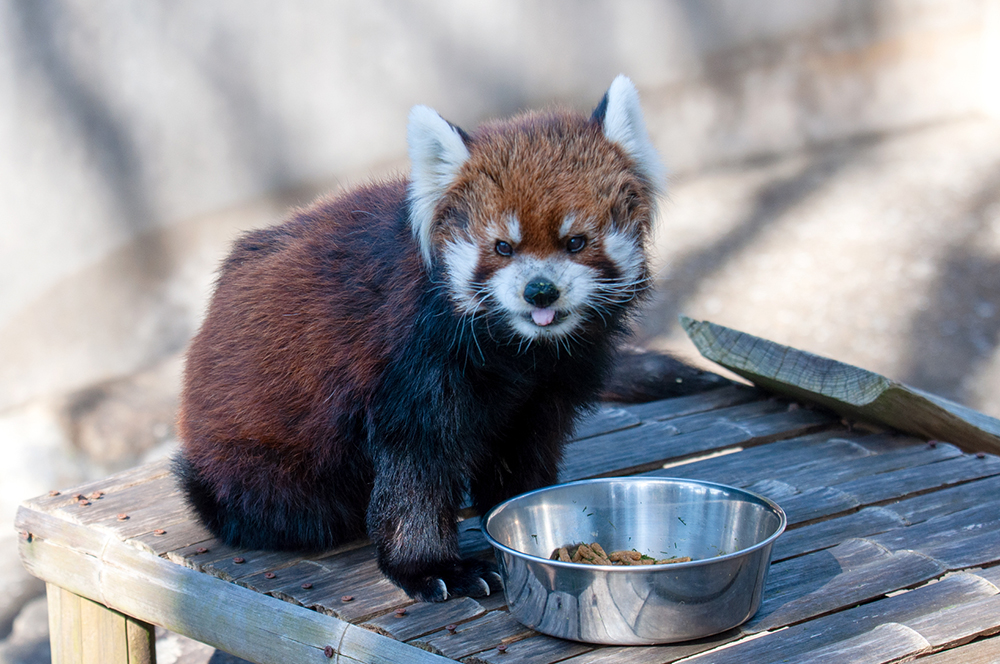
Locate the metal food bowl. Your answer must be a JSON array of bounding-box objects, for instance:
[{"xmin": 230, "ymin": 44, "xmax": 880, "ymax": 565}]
[{"xmin": 482, "ymin": 477, "xmax": 786, "ymax": 644}]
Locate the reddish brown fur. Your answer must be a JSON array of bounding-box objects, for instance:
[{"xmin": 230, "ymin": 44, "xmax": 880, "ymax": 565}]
[
  {"xmin": 179, "ymin": 182, "xmax": 417, "ymax": 502},
  {"xmin": 173, "ymin": 83, "xmax": 694, "ymax": 603},
  {"xmin": 434, "ymin": 110, "xmax": 654, "ymax": 263}
]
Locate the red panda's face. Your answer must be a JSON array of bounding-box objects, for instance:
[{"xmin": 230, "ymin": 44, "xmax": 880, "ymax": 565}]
[
  {"xmin": 436, "ymin": 121, "xmax": 655, "ymax": 341},
  {"xmin": 407, "ymin": 75, "xmax": 663, "ymax": 343}
]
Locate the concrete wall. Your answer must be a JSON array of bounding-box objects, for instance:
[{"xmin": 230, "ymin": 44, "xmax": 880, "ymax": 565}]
[{"xmin": 3, "ymin": 0, "xmax": 997, "ymax": 411}]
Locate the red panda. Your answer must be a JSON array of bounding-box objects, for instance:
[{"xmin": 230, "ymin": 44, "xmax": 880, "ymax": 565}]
[{"xmin": 175, "ymin": 76, "xmax": 700, "ymax": 602}]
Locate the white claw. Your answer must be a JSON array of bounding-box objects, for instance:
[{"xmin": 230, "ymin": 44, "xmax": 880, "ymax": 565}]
[
  {"xmin": 477, "ymin": 577, "xmax": 491, "ymax": 596},
  {"xmin": 435, "ymin": 578, "xmax": 449, "ymax": 601}
]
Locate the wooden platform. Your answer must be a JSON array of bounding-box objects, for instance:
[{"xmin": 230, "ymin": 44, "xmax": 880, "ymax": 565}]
[{"xmin": 16, "ymin": 383, "xmax": 1000, "ymax": 663}]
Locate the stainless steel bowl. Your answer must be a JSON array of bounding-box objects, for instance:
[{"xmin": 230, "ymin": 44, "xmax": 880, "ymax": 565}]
[{"xmin": 483, "ymin": 477, "xmax": 786, "ymax": 644}]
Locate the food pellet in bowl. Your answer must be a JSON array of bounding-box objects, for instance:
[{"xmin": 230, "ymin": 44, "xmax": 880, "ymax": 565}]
[{"xmin": 551, "ymin": 542, "xmax": 692, "ymax": 565}]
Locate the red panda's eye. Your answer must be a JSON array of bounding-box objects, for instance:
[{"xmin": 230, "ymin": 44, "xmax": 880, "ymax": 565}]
[
  {"xmin": 495, "ymin": 240, "xmax": 514, "ymax": 257},
  {"xmin": 566, "ymin": 235, "xmax": 587, "ymax": 253}
]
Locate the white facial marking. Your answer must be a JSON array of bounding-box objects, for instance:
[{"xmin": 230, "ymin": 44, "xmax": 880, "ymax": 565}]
[
  {"xmin": 487, "ymin": 214, "xmax": 521, "ymax": 246},
  {"xmin": 487, "ymin": 255, "xmax": 599, "ymax": 340},
  {"xmin": 442, "ymin": 236, "xmax": 481, "ymax": 313},
  {"xmin": 507, "ymin": 214, "xmax": 521, "ymax": 244},
  {"xmin": 559, "ymin": 214, "xmax": 598, "ymax": 240},
  {"xmin": 603, "ymin": 230, "xmax": 644, "ymax": 283},
  {"xmin": 559, "ymin": 214, "xmax": 576, "ymax": 239}
]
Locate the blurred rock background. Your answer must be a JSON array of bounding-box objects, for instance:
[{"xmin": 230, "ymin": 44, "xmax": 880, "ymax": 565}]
[{"xmin": 2, "ymin": 1, "xmax": 999, "ymax": 662}]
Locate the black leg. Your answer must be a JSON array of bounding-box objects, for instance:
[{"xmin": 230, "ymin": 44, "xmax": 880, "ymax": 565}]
[{"xmin": 366, "ymin": 455, "xmax": 502, "ymax": 601}]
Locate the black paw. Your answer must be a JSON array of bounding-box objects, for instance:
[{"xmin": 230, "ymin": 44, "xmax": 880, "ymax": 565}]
[{"xmin": 393, "ymin": 559, "xmax": 504, "ymax": 602}]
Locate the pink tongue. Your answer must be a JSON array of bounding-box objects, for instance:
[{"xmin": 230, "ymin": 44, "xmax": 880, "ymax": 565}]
[{"xmin": 531, "ymin": 308, "xmax": 556, "ymax": 326}]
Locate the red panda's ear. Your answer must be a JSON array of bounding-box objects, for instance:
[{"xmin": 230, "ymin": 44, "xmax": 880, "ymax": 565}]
[
  {"xmin": 595, "ymin": 75, "xmax": 665, "ymax": 194},
  {"xmin": 407, "ymin": 105, "xmax": 471, "ymax": 267}
]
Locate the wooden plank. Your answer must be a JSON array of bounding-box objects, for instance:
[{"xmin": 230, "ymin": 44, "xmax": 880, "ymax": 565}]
[
  {"xmin": 851, "ymin": 431, "xmax": 932, "ymax": 454},
  {"xmin": 907, "ymin": 594, "xmax": 1000, "ymax": 648},
  {"xmin": 747, "ymin": 539, "xmax": 945, "ymax": 633},
  {"xmin": 22, "ymin": 512, "xmax": 452, "ymax": 664},
  {"xmin": 681, "ymin": 316, "xmax": 1000, "ymax": 454},
  {"xmin": 635, "ymin": 398, "xmax": 792, "ymax": 434},
  {"xmin": 412, "ymin": 610, "xmax": 535, "ymax": 661},
  {"xmin": 48, "ymin": 584, "xmax": 83, "ymax": 664},
  {"xmin": 914, "ymin": 634, "xmax": 1000, "ymax": 663},
  {"xmin": 18, "ymin": 506, "xmax": 109, "ymax": 557},
  {"xmin": 555, "ymin": 628, "xmax": 741, "ymax": 664},
  {"xmin": 238, "ymin": 560, "xmax": 326, "ymax": 597},
  {"xmin": 771, "ymin": 506, "xmax": 907, "ymax": 561},
  {"xmin": 972, "ymin": 563, "xmax": 1000, "ymax": 587},
  {"xmin": 560, "ymin": 421, "xmax": 750, "ymax": 481},
  {"xmin": 869, "ymin": 501, "xmax": 999, "ymax": 551},
  {"xmin": 750, "ymin": 484, "xmax": 859, "ymax": 525},
  {"xmin": 203, "ymin": 547, "xmax": 311, "ymax": 583},
  {"xmin": 870, "ymin": 503, "xmax": 1000, "ymax": 570},
  {"xmin": 618, "ymin": 384, "xmax": 765, "ymax": 422},
  {"xmin": 828, "ymin": 454, "xmax": 1000, "ymax": 505},
  {"xmin": 313, "ymin": 577, "xmax": 413, "ymax": 624},
  {"xmin": 105, "ymin": 536, "xmax": 452, "ymax": 664},
  {"xmin": 462, "ymin": 633, "xmax": 592, "ymax": 664},
  {"xmin": 474, "ymin": 589, "xmax": 509, "ymax": 614},
  {"xmin": 772, "ymin": 440, "xmax": 964, "ymax": 489},
  {"xmin": 560, "ymin": 407, "xmax": 835, "ymax": 482},
  {"xmin": 761, "ymin": 538, "xmax": 898, "ymax": 601},
  {"xmin": 126, "ymin": 514, "xmax": 213, "ymax": 556},
  {"xmin": 789, "ymin": 622, "xmax": 929, "ymax": 664},
  {"xmin": 363, "ymin": 597, "xmax": 486, "ymax": 641},
  {"xmin": 679, "ymin": 571, "xmax": 998, "ymax": 663},
  {"xmin": 45, "ymin": 585, "xmax": 152, "ymax": 664},
  {"xmin": 657, "ymin": 432, "xmax": 873, "ymax": 487},
  {"xmin": 741, "ymin": 454, "xmax": 1000, "ymax": 529},
  {"xmin": 306, "ymin": 545, "xmax": 414, "ymax": 622},
  {"xmin": 80, "ymin": 595, "xmax": 128, "ymax": 664},
  {"xmin": 736, "ymin": 407, "xmax": 840, "ymax": 440},
  {"xmin": 166, "ymin": 538, "xmax": 248, "ymax": 571},
  {"xmin": 125, "ymin": 616, "xmax": 155, "ymax": 664},
  {"xmin": 25, "ymin": 459, "xmax": 172, "ymax": 513},
  {"xmin": 572, "ymin": 406, "xmax": 641, "ymax": 441},
  {"xmin": 238, "ymin": 556, "xmax": 404, "ymax": 623},
  {"xmin": 886, "ymin": 474, "xmax": 1000, "ymax": 525}
]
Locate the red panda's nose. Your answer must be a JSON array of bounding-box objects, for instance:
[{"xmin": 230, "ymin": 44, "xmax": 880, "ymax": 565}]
[{"xmin": 523, "ymin": 279, "xmax": 560, "ymax": 307}]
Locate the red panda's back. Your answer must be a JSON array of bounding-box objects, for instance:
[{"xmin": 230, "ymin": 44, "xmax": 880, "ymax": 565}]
[{"xmin": 178, "ymin": 180, "xmax": 421, "ymax": 482}]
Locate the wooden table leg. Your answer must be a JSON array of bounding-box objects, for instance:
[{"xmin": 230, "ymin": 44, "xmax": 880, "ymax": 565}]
[{"xmin": 47, "ymin": 584, "xmax": 156, "ymax": 664}]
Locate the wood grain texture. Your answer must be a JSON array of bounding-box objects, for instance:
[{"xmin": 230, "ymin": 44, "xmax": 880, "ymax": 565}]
[
  {"xmin": 554, "ymin": 629, "xmax": 740, "ymax": 664},
  {"xmin": 45, "ymin": 585, "xmax": 154, "ymax": 664},
  {"xmin": 747, "ymin": 539, "xmax": 945, "ymax": 633},
  {"xmin": 80, "ymin": 595, "xmax": 128, "ymax": 664},
  {"xmin": 681, "ymin": 572, "xmax": 997, "ymax": 663},
  {"xmin": 363, "ymin": 597, "xmax": 485, "ymax": 641},
  {"xmin": 618, "ymin": 384, "xmax": 764, "ymax": 422},
  {"xmin": 914, "ymin": 634, "xmax": 1000, "ymax": 663},
  {"xmin": 770, "ymin": 506, "xmax": 906, "ymax": 561},
  {"xmin": 412, "ymin": 611, "xmax": 535, "ymax": 660},
  {"xmin": 22, "ymin": 515, "xmax": 451, "ymax": 664},
  {"xmin": 559, "ymin": 404, "xmax": 835, "ymax": 481},
  {"xmin": 462, "ymin": 633, "xmax": 592, "ymax": 664},
  {"xmin": 125, "ymin": 616, "xmax": 155, "ymax": 664},
  {"xmin": 19, "ymin": 374, "xmax": 1000, "ymax": 664},
  {"xmin": 682, "ymin": 316, "xmax": 1000, "ymax": 453},
  {"xmin": 572, "ymin": 406, "xmax": 641, "ymax": 441},
  {"xmin": 792, "ymin": 622, "xmax": 930, "ymax": 664},
  {"xmin": 47, "ymin": 584, "xmax": 82, "ymax": 664}
]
